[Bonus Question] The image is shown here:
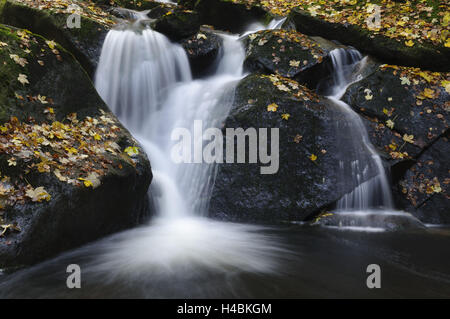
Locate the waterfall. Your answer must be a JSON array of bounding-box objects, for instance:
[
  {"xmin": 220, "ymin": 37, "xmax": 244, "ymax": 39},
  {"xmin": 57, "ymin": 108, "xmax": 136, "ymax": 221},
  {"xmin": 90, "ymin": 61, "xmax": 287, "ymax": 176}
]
[
  {"xmin": 92, "ymin": 14, "xmax": 286, "ymax": 276},
  {"xmin": 326, "ymin": 49, "xmax": 393, "ymax": 212}
]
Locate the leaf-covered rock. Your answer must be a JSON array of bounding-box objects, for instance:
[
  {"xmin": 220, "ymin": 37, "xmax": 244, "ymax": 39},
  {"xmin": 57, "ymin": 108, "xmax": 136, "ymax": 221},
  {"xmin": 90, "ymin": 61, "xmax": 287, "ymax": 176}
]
[
  {"xmin": 152, "ymin": 8, "xmax": 201, "ymax": 41},
  {"xmin": 0, "ymin": 0, "xmax": 115, "ymax": 77},
  {"xmin": 243, "ymin": 29, "xmax": 330, "ymax": 88},
  {"xmin": 395, "ymin": 136, "xmax": 449, "ymax": 224},
  {"xmin": 209, "ymin": 74, "xmax": 379, "ymax": 222},
  {"xmin": 343, "ymin": 63, "xmax": 449, "ymax": 161},
  {"xmin": 0, "ymin": 25, "xmax": 152, "ymax": 268},
  {"xmin": 287, "ymin": 7, "xmax": 450, "ymax": 72}
]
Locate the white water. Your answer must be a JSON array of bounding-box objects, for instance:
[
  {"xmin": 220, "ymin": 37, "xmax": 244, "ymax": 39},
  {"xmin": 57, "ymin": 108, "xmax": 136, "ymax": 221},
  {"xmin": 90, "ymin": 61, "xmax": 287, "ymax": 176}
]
[
  {"xmin": 326, "ymin": 48, "xmax": 393, "ymax": 211},
  {"xmin": 93, "ymin": 15, "xmax": 287, "ymax": 276},
  {"xmin": 323, "ymin": 49, "xmax": 425, "ymax": 230}
]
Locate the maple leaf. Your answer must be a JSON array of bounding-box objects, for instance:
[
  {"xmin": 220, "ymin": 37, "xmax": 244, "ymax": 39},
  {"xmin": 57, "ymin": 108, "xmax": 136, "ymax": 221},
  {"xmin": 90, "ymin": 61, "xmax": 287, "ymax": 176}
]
[
  {"xmin": 45, "ymin": 40, "xmax": 57, "ymax": 50},
  {"xmin": 404, "ymin": 40, "xmax": 414, "ymax": 47},
  {"xmin": 386, "ymin": 120, "xmax": 395, "ymax": 129},
  {"xmin": 26, "ymin": 186, "xmax": 51, "ymax": 202},
  {"xmin": 400, "ymin": 76, "xmax": 410, "ymax": 85},
  {"xmin": 403, "ymin": 134, "xmax": 414, "ymax": 144},
  {"xmin": 124, "ymin": 146, "xmax": 139, "ymax": 157},
  {"xmin": 267, "ymin": 103, "xmax": 278, "ymax": 112},
  {"xmin": 309, "ymin": 154, "xmax": 317, "ymax": 162},
  {"xmin": 422, "ymin": 88, "xmax": 435, "ymax": 99},
  {"xmin": 9, "ymin": 54, "xmax": 27, "ymax": 67},
  {"xmin": 281, "ymin": 113, "xmax": 290, "ymax": 120},
  {"xmin": 7, "ymin": 158, "xmax": 17, "ymax": 166},
  {"xmin": 37, "ymin": 95, "xmax": 48, "ymax": 104},
  {"xmin": 289, "ymin": 60, "xmax": 300, "ymax": 67},
  {"xmin": 293, "ymin": 134, "xmax": 302, "ymax": 143},
  {"xmin": 442, "ymin": 80, "xmax": 450, "ymax": 93},
  {"xmin": 17, "ymin": 73, "xmax": 29, "ymax": 85},
  {"xmin": 258, "ymin": 38, "xmax": 268, "ymax": 46}
]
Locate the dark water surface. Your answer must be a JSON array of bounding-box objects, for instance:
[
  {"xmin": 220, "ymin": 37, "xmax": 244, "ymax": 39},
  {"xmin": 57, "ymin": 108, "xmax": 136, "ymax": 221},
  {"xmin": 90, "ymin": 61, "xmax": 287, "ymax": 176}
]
[{"xmin": 1, "ymin": 224, "xmax": 449, "ymax": 298}]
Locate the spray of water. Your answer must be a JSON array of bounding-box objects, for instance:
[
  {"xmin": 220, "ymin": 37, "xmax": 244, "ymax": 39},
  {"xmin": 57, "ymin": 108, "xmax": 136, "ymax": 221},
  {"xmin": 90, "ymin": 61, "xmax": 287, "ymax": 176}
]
[
  {"xmin": 92, "ymin": 14, "xmax": 288, "ymax": 277},
  {"xmin": 324, "ymin": 48, "xmax": 423, "ymax": 230}
]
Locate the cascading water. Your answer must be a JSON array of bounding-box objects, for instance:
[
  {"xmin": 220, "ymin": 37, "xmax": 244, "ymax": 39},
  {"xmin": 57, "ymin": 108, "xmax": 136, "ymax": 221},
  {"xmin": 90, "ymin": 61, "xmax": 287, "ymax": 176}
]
[
  {"xmin": 326, "ymin": 48, "xmax": 393, "ymax": 211},
  {"xmin": 322, "ymin": 48, "xmax": 424, "ymax": 230},
  {"xmin": 90, "ymin": 12, "xmax": 287, "ymax": 277}
]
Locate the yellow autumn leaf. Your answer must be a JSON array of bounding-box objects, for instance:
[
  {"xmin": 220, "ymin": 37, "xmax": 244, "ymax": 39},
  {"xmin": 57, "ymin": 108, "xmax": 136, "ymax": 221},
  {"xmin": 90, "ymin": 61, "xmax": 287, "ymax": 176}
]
[
  {"xmin": 17, "ymin": 73, "xmax": 29, "ymax": 85},
  {"xmin": 418, "ymin": 72, "xmax": 432, "ymax": 83},
  {"xmin": 45, "ymin": 40, "xmax": 57, "ymax": 49},
  {"xmin": 267, "ymin": 103, "xmax": 278, "ymax": 112},
  {"xmin": 83, "ymin": 179, "xmax": 93, "ymax": 188},
  {"xmin": 386, "ymin": 119, "xmax": 394, "ymax": 129},
  {"xmin": 26, "ymin": 186, "xmax": 51, "ymax": 202},
  {"xmin": 423, "ymin": 88, "xmax": 435, "ymax": 99},
  {"xmin": 442, "ymin": 80, "xmax": 450, "ymax": 93},
  {"xmin": 309, "ymin": 154, "xmax": 317, "ymax": 161},
  {"xmin": 281, "ymin": 113, "xmax": 290, "ymax": 120},
  {"xmin": 405, "ymin": 40, "xmax": 414, "ymax": 47},
  {"xmin": 403, "ymin": 134, "xmax": 414, "ymax": 144},
  {"xmin": 289, "ymin": 60, "xmax": 300, "ymax": 67},
  {"xmin": 124, "ymin": 146, "xmax": 139, "ymax": 156},
  {"xmin": 445, "ymin": 38, "xmax": 450, "ymax": 48}
]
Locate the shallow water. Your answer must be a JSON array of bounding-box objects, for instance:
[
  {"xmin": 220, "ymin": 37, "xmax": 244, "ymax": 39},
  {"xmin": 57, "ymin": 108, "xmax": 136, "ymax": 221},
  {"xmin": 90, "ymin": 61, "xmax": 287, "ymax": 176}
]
[{"xmin": 1, "ymin": 224, "xmax": 449, "ymax": 298}]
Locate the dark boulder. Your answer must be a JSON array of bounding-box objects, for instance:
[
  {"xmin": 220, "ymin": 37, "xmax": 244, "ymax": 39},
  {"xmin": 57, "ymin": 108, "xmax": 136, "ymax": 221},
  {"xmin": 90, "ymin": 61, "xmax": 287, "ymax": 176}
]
[
  {"xmin": 152, "ymin": 8, "xmax": 200, "ymax": 41},
  {"xmin": 395, "ymin": 136, "xmax": 449, "ymax": 224},
  {"xmin": 181, "ymin": 30, "xmax": 222, "ymax": 77},
  {"xmin": 287, "ymin": 8, "xmax": 450, "ymax": 72},
  {"xmin": 343, "ymin": 62, "xmax": 449, "ymax": 224},
  {"xmin": 243, "ymin": 29, "xmax": 329, "ymax": 88},
  {"xmin": 0, "ymin": 0, "xmax": 114, "ymax": 77},
  {"xmin": 96, "ymin": 0, "xmax": 162, "ymax": 11},
  {"xmin": 343, "ymin": 64, "xmax": 449, "ymax": 160},
  {"xmin": 0, "ymin": 25, "xmax": 152, "ymax": 268},
  {"xmin": 209, "ymin": 74, "xmax": 379, "ymax": 223},
  {"xmin": 179, "ymin": 0, "xmax": 268, "ymax": 34}
]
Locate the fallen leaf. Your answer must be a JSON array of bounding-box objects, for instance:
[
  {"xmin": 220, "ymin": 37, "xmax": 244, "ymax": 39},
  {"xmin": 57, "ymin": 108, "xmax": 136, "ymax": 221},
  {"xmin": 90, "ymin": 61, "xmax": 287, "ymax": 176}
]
[
  {"xmin": 26, "ymin": 186, "xmax": 51, "ymax": 202},
  {"xmin": 124, "ymin": 146, "xmax": 139, "ymax": 157},
  {"xmin": 17, "ymin": 73, "xmax": 29, "ymax": 85},
  {"xmin": 267, "ymin": 103, "xmax": 278, "ymax": 112}
]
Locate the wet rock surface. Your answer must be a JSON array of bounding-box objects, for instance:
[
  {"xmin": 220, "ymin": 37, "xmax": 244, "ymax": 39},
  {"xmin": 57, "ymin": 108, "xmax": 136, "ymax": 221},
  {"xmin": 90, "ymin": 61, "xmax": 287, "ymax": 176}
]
[
  {"xmin": 243, "ymin": 29, "xmax": 330, "ymax": 88},
  {"xmin": 181, "ymin": 30, "xmax": 223, "ymax": 77},
  {"xmin": 0, "ymin": 25, "xmax": 152, "ymax": 268},
  {"xmin": 287, "ymin": 7, "xmax": 450, "ymax": 72},
  {"xmin": 209, "ymin": 74, "xmax": 378, "ymax": 223},
  {"xmin": 0, "ymin": 0, "xmax": 114, "ymax": 77}
]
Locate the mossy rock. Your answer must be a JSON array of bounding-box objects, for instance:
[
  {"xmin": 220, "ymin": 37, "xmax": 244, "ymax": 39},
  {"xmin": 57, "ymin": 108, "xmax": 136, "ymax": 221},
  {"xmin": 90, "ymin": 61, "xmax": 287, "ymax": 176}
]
[
  {"xmin": 0, "ymin": 25, "xmax": 152, "ymax": 268},
  {"xmin": 179, "ymin": 0, "xmax": 268, "ymax": 33},
  {"xmin": 0, "ymin": 0, "xmax": 112, "ymax": 77},
  {"xmin": 93, "ymin": 0, "xmax": 161, "ymax": 11},
  {"xmin": 152, "ymin": 8, "xmax": 200, "ymax": 41},
  {"xmin": 287, "ymin": 8, "xmax": 450, "ymax": 72},
  {"xmin": 208, "ymin": 74, "xmax": 380, "ymax": 223},
  {"xmin": 243, "ymin": 29, "xmax": 330, "ymax": 89}
]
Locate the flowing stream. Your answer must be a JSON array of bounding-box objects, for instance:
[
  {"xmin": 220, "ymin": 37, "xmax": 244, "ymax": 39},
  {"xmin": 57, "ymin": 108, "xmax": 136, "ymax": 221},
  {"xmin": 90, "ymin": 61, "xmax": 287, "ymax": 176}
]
[
  {"xmin": 1, "ymin": 10, "xmax": 447, "ymax": 299},
  {"xmin": 89, "ymin": 15, "xmax": 289, "ymax": 277}
]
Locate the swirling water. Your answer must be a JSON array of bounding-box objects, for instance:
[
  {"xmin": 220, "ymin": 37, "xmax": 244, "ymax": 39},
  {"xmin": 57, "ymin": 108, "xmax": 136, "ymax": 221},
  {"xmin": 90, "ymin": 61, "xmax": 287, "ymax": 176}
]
[{"xmin": 0, "ymin": 12, "xmax": 447, "ymax": 299}]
